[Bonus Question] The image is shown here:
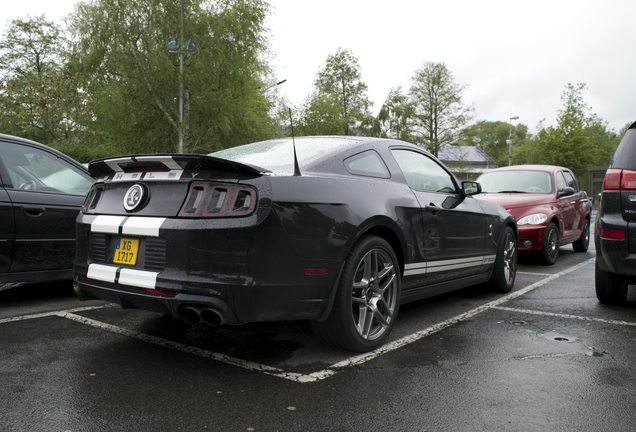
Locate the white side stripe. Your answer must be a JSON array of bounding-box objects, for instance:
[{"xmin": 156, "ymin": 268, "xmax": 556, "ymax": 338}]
[
  {"xmin": 403, "ymin": 255, "xmax": 496, "ymax": 277},
  {"xmin": 87, "ymin": 264, "xmax": 118, "ymax": 283},
  {"xmin": 91, "ymin": 215, "xmax": 126, "ymax": 234},
  {"xmin": 119, "ymin": 269, "xmax": 158, "ymax": 289},
  {"xmin": 122, "ymin": 217, "xmax": 165, "ymax": 237}
]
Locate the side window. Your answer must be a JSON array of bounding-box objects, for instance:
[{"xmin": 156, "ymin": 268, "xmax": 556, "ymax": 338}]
[
  {"xmin": 344, "ymin": 150, "xmax": 390, "ymax": 178},
  {"xmin": 391, "ymin": 149, "xmax": 456, "ymax": 193},
  {"xmin": 556, "ymin": 172, "xmax": 568, "ymax": 191},
  {"xmin": 1, "ymin": 142, "xmax": 93, "ymax": 195},
  {"xmin": 562, "ymin": 171, "xmax": 578, "ymax": 190}
]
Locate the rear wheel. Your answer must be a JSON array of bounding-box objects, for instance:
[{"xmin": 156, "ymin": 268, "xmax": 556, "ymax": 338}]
[
  {"xmin": 595, "ymin": 261, "xmax": 628, "ymax": 305},
  {"xmin": 313, "ymin": 236, "xmax": 401, "ymax": 352},
  {"xmin": 489, "ymin": 226, "xmax": 517, "ymax": 293},
  {"xmin": 572, "ymin": 218, "xmax": 590, "ymax": 252},
  {"xmin": 541, "ymin": 223, "xmax": 560, "ymax": 265}
]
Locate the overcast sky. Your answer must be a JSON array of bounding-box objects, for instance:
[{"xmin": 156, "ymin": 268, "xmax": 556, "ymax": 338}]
[{"xmin": 2, "ymin": 0, "xmax": 633, "ymax": 132}]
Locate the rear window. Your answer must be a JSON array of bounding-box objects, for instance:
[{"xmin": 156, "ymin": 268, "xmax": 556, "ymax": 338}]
[
  {"xmin": 477, "ymin": 170, "xmax": 553, "ymax": 193},
  {"xmin": 211, "ymin": 137, "xmax": 360, "ymax": 175},
  {"xmin": 611, "ymin": 128, "xmax": 636, "ymax": 170}
]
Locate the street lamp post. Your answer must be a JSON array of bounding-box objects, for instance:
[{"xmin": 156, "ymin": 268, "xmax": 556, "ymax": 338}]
[
  {"xmin": 507, "ymin": 115, "xmax": 519, "ymax": 166},
  {"xmin": 167, "ymin": 0, "xmax": 195, "ymax": 154}
]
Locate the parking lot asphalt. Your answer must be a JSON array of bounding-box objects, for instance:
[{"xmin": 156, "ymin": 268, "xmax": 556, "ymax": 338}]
[{"xmin": 1, "ymin": 237, "xmax": 635, "ymax": 431}]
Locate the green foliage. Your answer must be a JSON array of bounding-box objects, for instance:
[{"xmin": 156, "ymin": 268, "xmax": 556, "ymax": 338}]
[
  {"xmin": 299, "ymin": 48, "xmax": 373, "ymax": 136},
  {"xmin": 0, "ymin": 16, "xmax": 90, "ymax": 145},
  {"xmin": 459, "ymin": 120, "xmax": 529, "ymax": 166},
  {"xmin": 514, "ymin": 83, "xmax": 619, "ymax": 177},
  {"xmin": 66, "ymin": 0, "xmax": 275, "ymax": 155},
  {"xmin": 408, "ymin": 62, "xmax": 472, "ymax": 156},
  {"xmin": 375, "ymin": 87, "xmax": 414, "ymax": 141}
]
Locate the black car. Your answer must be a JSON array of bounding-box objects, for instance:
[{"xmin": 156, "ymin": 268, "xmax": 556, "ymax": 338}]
[
  {"xmin": 595, "ymin": 121, "xmax": 636, "ymax": 304},
  {"xmin": 0, "ymin": 134, "xmax": 94, "ymax": 284},
  {"xmin": 74, "ymin": 137, "xmax": 517, "ymax": 351}
]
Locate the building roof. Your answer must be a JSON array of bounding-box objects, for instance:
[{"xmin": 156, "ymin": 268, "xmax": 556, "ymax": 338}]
[{"xmin": 438, "ymin": 146, "xmax": 496, "ymax": 167}]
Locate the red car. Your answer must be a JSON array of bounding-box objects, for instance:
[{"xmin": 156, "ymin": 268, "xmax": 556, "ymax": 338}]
[{"xmin": 476, "ymin": 165, "xmax": 592, "ymax": 264}]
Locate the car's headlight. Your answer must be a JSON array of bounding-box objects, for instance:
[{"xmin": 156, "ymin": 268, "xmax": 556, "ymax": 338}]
[{"xmin": 517, "ymin": 213, "xmax": 548, "ymax": 225}]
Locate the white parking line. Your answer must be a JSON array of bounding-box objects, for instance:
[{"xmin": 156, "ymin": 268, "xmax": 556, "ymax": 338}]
[
  {"xmin": 492, "ymin": 306, "xmax": 636, "ymax": 327},
  {"xmin": 0, "ymin": 305, "xmax": 111, "ymax": 325},
  {"xmin": 1, "ymin": 258, "xmax": 596, "ymax": 383},
  {"xmin": 58, "ymin": 312, "xmax": 321, "ymax": 383},
  {"xmin": 518, "ymin": 271, "xmax": 552, "ymax": 276}
]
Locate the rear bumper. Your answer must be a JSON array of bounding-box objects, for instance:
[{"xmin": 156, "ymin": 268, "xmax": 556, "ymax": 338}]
[
  {"xmin": 73, "ymin": 211, "xmax": 339, "ymax": 323},
  {"xmin": 595, "ymin": 217, "xmax": 636, "ymax": 281}
]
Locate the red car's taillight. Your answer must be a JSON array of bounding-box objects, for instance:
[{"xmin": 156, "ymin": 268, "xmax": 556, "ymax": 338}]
[{"xmin": 178, "ymin": 181, "xmax": 257, "ymax": 218}]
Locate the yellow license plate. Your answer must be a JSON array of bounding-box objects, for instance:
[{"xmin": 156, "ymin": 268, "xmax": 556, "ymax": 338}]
[{"xmin": 113, "ymin": 237, "xmax": 139, "ymax": 266}]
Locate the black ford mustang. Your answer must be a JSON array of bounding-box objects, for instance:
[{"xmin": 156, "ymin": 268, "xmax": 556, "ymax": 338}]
[{"xmin": 74, "ymin": 137, "xmax": 517, "ymax": 351}]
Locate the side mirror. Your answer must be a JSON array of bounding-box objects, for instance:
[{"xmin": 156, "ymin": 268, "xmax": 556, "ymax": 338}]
[
  {"xmin": 462, "ymin": 181, "xmax": 481, "ymax": 196},
  {"xmin": 559, "ymin": 186, "xmax": 575, "ymax": 197}
]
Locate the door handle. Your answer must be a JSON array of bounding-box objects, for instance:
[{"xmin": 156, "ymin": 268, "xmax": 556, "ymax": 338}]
[
  {"xmin": 24, "ymin": 206, "xmax": 45, "ymax": 217},
  {"xmin": 427, "ymin": 203, "xmax": 439, "ymax": 215}
]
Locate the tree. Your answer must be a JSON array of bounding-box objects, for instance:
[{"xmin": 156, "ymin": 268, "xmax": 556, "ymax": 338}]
[
  {"xmin": 0, "ymin": 16, "xmax": 87, "ymax": 144},
  {"xmin": 375, "ymin": 87, "xmax": 414, "ymax": 141},
  {"xmin": 459, "ymin": 120, "xmax": 529, "ymax": 166},
  {"xmin": 300, "ymin": 48, "xmax": 373, "ymax": 136},
  {"xmin": 67, "ymin": 0, "xmax": 276, "ymax": 155},
  {"xmin": 515, "ymin": 83, "xmax": 619, "ymax": 177},
  {"xmin": 408, "ymin": 62, "xmax": 472, "ymax": 156}
]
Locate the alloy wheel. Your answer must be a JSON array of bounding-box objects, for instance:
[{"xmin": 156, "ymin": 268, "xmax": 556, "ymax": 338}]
[{"xmin": 351, "ymin": 248, "xmax": 399, "ymax": 341}]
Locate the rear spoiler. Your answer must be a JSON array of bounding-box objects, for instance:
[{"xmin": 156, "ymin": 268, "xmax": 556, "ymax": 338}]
[{"xmin": 88, "ymin": 154, "xmax": 267, "ymax": 178}]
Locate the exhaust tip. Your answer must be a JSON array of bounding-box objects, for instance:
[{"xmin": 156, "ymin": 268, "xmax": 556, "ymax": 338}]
[
  {"xmin": 200, "ymin": 308, "xmax": 224, "ymax": 326},
  {"xmin": 180, "ymin": 306, "xmax": 202, "ymax": 324}
]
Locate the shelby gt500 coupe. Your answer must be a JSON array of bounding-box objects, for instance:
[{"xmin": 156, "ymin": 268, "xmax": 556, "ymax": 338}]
[{"xmin": 74, "ymin": 137, "xmax": 517, "ymax": 351}]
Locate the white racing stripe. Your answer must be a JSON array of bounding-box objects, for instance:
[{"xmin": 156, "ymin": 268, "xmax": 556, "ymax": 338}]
[
  {"xmin": 91, "ymin": 215, "xmax": 126, "ymax": 234},
  {"xmin": 118, "ymin": 268, "xmax": 158, "ymax": 289},
  {"xmin": 87, "ymin": 264, "xmax": 118, "ymax": 283},
  {"xmin": 122, "ymin": 217, "xmax": 165, "ymax": 237}
]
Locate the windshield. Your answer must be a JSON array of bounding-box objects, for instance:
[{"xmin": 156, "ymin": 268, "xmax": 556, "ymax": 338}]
[
  {"xmin": 477, "ymin": 170, "xmax": 553, "ymax": 194},
  {"xmin": 211, "ymin": 137, "xmax": 360, "ymax": 175}
]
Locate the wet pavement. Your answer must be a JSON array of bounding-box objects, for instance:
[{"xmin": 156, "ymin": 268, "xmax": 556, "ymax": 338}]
[{"xmin": 1, "ymin": 238, "xmax": 635, "ymax": 431}]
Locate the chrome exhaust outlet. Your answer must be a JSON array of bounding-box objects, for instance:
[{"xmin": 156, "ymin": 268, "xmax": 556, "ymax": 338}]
[
  {"xmin": 180, "ymin": 306, "xmax": 203, "ymax": 324},
  {"xmin": 200, "ymin": 308, "xmax": 225, "ymax": 326}
]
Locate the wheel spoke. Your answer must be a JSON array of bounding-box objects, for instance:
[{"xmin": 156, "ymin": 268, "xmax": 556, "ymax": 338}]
[
  {"xmin": 376, "ymin": 264, "xmax": 393, "ymax": 281},
  {"xmin": 377, "ymin": 272, "xmax": 396, "ymax": 294},
  {"xmin": 360, "ymin": 306, "xmax": 375, "ymax": 338}
]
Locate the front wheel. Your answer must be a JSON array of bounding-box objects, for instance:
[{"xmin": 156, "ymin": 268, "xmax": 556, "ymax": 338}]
[
  {"xmin": 572, "ymin": 218, "xmax": 590, "ymax": 252},
  {"xmin": 313, "ymin": 236, "xmax": 401, "ymax": 352},
  {"xmin": 489, "ymin": 226, "xmax": 517, "ymax": 293},
  {"xmin": 595, "ymin": 261, "xmax": 628, "ymax": 305},
  {"xmin": 540, "ymin": 223, "xmax": 560, "ymax": 265}
]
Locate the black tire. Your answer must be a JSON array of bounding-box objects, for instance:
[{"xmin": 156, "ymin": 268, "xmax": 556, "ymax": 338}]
[
  {"xmin": 313, "ymin": 236, "xmax": 401, "ymax": 352},
  {"xmin": 595, "ymin": 261, "xmax": 628, "ymax": 305},
  {"xmin": 489, "ymin": 226, "xmax": 517, "ymax": 293},
  {"xmin": 540, "ymin": 223, "xmax": 560, "ymax": 265},
  {"xmin": 572, "ymin": 218, "xmax": 590, "ymax": 252}
]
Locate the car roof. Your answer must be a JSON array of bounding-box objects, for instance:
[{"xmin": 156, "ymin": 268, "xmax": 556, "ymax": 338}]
[
  {"xmin": 482, "ymin": 164, "xmax": 571, "ymax": 174},
  {"xmin": 0, "ymin": 133, "xmax": 89, "ymax": 173}
]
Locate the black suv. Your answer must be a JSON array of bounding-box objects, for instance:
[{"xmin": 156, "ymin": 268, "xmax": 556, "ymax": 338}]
[{"xmin": 595, "ymin": 121, "xmax": 636, "ymax": 304}]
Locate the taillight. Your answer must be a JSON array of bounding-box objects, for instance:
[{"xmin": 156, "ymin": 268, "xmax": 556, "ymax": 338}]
[
  {"xmin": 178, "ymin": 181, "xmax": 257, "ymax": 218},
  {"xmin": 82, "ymin": 183, "xmax": 104, "ymax": 212},
  {"xmin": 600, "ymin": 228, "xmax": 625, "ymax": 240},
  {"xmin": 603, "ymin": 169, "xmax": 622, "ymax": 190},
  {"xmin": 621, "ymin": 170, "xmax": 636, "ymax": 190}
]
